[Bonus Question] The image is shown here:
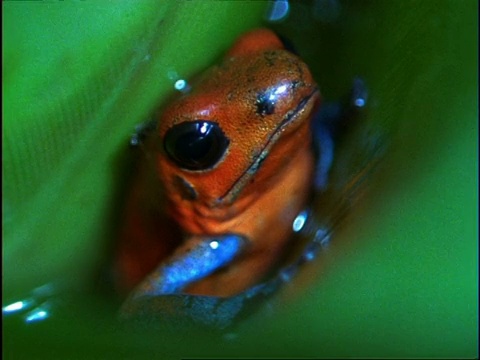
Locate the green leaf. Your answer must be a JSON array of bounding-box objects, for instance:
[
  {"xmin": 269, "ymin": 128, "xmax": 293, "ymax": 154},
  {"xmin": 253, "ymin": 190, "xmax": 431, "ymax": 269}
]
[
  {"xmin": 3, "ymin": 1, "xmax": 266, "ymax": 295},
  {"xmin": 3, "ymin": 0, "xmax": 477, "ymax": 358}
]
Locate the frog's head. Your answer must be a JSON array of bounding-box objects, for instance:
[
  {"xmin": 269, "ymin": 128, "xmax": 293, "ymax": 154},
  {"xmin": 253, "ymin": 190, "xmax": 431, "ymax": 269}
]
[{"xmin": 155, "ymin": 29, "xmax": 320, "ymax": 207}]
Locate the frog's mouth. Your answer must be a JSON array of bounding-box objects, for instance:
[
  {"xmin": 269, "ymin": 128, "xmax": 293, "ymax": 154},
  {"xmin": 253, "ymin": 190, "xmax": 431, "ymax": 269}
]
[{"xmin": 217, "ymin": 88, "xmax": 319, "ymax": 205}]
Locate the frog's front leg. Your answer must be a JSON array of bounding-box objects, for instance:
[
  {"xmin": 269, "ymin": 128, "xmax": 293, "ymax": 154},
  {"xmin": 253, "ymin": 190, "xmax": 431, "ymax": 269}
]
[
  {"xmin": 120, "ymin": 234, "xmax": 247, "ymax": 316},
  {"xmin": 312, "ymin": 77, "xmax": 368, "ymax": 190}
]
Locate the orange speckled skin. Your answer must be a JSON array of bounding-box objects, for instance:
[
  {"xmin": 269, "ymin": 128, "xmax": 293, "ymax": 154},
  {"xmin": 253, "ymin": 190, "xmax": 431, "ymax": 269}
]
[{"xmin": 116, "ymin": 29, "xmax": 320, "ymax": 297}]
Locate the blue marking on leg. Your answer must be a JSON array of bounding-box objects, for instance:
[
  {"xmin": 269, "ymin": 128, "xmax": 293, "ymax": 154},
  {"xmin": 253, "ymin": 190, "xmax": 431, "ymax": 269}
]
[{"xmin": 137, "ymin": 234, "xmax": 246, "ymax": 296}]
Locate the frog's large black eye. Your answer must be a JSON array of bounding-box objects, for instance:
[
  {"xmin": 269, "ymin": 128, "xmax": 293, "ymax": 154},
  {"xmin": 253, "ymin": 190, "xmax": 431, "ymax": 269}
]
[{"xmin": 164, "ymin": 121, "xmax": 229, "ymax": 171}]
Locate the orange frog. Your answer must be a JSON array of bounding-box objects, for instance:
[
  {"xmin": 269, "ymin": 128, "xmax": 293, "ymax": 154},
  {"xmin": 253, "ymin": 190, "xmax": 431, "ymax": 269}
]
[{"xmin": 116, "ymin": 29, "xmax": 366, "ymax": 324}]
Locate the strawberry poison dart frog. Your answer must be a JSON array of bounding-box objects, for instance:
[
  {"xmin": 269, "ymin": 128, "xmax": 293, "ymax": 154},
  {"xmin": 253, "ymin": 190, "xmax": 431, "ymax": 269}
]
[{"xmin": 116, "ymin": 29, "xmax": 366, "ymax": 327}]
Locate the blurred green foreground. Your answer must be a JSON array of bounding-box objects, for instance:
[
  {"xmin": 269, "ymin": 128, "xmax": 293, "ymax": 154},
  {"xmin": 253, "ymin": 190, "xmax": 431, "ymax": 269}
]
[{"xmin": 3, "ymin": 0, "xmax": 477, "ymax": 358}]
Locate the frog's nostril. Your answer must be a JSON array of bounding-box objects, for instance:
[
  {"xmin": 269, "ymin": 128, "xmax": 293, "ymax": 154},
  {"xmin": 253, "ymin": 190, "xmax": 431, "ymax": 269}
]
[{"xmin": 256, "ymin": 91, "xmax": 276, "ymax": 116}]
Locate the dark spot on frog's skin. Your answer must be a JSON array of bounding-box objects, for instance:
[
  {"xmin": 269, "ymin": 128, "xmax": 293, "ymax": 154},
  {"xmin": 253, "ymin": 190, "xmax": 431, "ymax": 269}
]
[
  {"xmin": 173, "ymin": 175, "xmax": 197, "ymax": 201},
  {"xmin": 263, "ymin": 52, "xmax": 276, "ymax": 67},
  {"xmin": 246, "ymin": 74, "xmax": 256, "ymax": 85}
]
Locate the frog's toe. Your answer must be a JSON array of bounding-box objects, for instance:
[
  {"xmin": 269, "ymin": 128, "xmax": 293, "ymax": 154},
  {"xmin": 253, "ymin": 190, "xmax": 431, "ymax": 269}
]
[{"xmin": 118, "ymin": 293, "xmax": 245, "ymax": 329}]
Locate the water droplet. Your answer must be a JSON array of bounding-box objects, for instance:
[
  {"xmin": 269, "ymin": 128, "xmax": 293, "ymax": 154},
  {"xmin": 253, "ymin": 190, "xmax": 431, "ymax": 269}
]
[
  {"xmin": 24, "ymin": 310, "xmax": 48, "ymax": 323},
  {"xmin": 3, "ymin": 299, "xmax": 34, "ymax": 314},
  {"xmin": 266, "ymin": 0, "xmax": 290, "ymax": 22},
  {"xmin": 279, "ymin": 265, "xmax": 297, "ymax": 282},
  {"xmin": 167, "ymin": 70, "xmax": 191, "ymax": 93},
  {"xmin": 354, "ymin": 97, "xmax": 366, "ymax": 108},
  {"xmin": 351, "ymin": 77, "xmax": 368, "ymax": 108},
  {"xmin": 314, "ymin": 228, "xmax": 331, "ymax": 246},
  {"xmin": 130, "ymin": 136, "xmax": 140, "ymax": 146},
  {"xmin": 303, "ymin": 242, "xmax": 321, "ymax": 261},
  {"xmin": 24, "ymin": 305, "xmax": 50, "ymax": 323},
  {"xmin": 292, "ymin": 210, "xmax": 308, "ymax": 232},
  {"xmin": 174, "ymin": 79, "xmax": 190, "ymax": 92}
]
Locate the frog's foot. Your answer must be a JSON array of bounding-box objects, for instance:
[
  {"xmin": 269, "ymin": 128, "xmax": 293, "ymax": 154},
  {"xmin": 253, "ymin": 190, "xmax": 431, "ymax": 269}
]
[
  {"xmin": 312, "ymin": 77, "xmax": 368, "ymax": 191},
  {"xmin": 119, "ymin": 234, "xmax": 247, "ymax": 319}
]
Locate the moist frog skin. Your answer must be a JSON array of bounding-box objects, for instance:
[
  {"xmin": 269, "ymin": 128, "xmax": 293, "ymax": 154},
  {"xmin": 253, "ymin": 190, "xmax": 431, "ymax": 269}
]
[{"xmin": 116, "ymin": 29, "xmax": 356, "ymax": 323}]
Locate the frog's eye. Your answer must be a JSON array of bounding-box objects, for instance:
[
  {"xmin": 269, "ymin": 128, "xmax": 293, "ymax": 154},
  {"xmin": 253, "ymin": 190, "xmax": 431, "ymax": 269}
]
[{"xmin": 164, "ymin": 121, "xmax": 230, "ymax": 171}]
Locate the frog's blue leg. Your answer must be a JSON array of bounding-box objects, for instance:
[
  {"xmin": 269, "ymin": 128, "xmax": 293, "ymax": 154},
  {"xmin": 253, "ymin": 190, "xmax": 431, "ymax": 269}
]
[
  {"xmin": 312, "ymin": 77, "xmax": 368, "ymax": 190},
  {"xmin": 120, "ymin": 234, "xmax": 246, "ymax": 317},
  {"xmin": 132, "ymin": 234, "xmax": 246, "ymax": 296}
]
